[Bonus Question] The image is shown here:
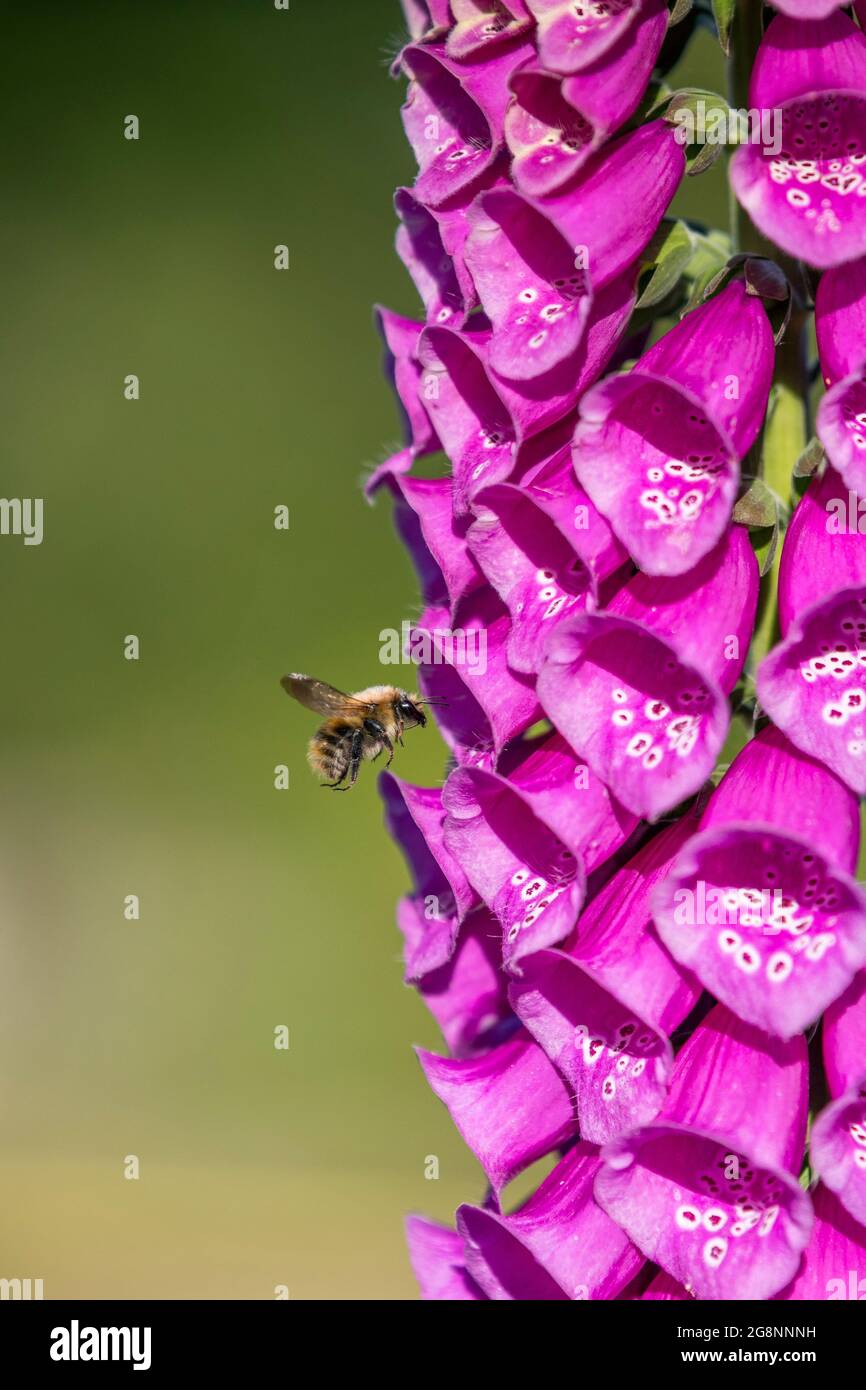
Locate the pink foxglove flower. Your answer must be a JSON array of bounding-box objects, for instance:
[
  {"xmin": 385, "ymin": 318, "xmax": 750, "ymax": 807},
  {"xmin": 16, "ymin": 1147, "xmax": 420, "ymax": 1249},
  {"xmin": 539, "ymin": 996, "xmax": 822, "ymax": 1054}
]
[
  {"xmin": 816, "ymin": 255, "xmax": 866, "ymax": 500},
  {"xmin": 651, "ymin": 724, "xmax": 866, "ymax": 1039},
  {"xmin": 363, "ymin": 0, "xmax": 866, "ymax": 1303},
  {"xmin": 594, "ymin": 1003, "xmax": 814, "ymax": 1300},
  {"xmin": 811, "ymin": 972, "xmax": 866, "ymax": 1228},
  {"xmin": 572, "ymin": 281, "xmax": 775, "ymax": 576},
  {"xmin": 758, "ymin": 465, "xmax": 866, "ymax": 793},
  {"xmin": 729, "ymin": 12, "xmax": 866, "ymax": 269},
  {"xmin": 536, "ymin": 526, "xmax": 759, "ymax": 819}
]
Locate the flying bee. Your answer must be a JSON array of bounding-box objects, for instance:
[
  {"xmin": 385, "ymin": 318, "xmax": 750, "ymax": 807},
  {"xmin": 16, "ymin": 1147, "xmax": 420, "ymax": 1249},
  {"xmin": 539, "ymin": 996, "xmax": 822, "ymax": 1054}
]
[{"xmin": 281, "ymin": 674, "xmax": 440, "ymax": 790}]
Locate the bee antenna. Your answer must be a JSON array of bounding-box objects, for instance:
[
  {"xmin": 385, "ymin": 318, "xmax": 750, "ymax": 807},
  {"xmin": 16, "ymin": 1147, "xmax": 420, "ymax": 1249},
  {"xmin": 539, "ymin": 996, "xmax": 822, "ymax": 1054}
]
[{"xmin": 419, "ymin": 698, "xmax": 448, "ymax": 708}]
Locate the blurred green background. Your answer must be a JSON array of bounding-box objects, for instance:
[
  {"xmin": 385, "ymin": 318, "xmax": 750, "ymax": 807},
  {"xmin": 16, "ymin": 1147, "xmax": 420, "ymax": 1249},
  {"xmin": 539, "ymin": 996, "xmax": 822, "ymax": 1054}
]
[{"xmin": 0, "ymin": 0, "xmax": 727, "ymax": 1298}]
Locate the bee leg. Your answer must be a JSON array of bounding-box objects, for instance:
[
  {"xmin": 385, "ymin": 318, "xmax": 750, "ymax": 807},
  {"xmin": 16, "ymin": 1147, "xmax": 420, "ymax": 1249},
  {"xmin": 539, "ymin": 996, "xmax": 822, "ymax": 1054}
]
[
  {"xmin": 346, "ymin": 727, "xmax": 366, "ymax": 788},
  {"xmin": 364, "ymin": 718, "xmax": 394, "ymax": 768}
]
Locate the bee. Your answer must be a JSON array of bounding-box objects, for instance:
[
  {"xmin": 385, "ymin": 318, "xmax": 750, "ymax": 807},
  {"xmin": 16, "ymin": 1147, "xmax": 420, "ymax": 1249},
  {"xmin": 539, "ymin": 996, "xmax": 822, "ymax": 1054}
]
[{"xmin": 281, "ymin": 674, "xmax": 438, "ymax": 790}]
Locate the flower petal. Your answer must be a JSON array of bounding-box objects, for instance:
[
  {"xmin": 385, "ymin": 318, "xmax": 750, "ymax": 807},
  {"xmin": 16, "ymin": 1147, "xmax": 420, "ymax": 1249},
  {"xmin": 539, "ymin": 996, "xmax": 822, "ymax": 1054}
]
[
  {"xmin": 395, "ymin": 186, "xmax": 473, "ymax": 328},
  {"xmin": 417, "ymin": 1032, "xmax": 577, "ymax": 1193},
  {"xmin": 413, "ymin": 595, "xmax": 542, "ymax": 763},
  {"xmin": 573, "ymin": 284, "xmax": 774, "ymax": 576},
  {"xmin": 405, "ymin": 1215, "xmax": 486, "ymax": 1300},
  {"xmin": 824, "ymin": 968, "xmax": 866, "ymax": 1095},
  {"xmin": 653, "ymin": 828, "xmax": 866, "ymax": 1041},
  {"xmin": 416, "ymin": 904, "xmax": 513, "ymax": 1056},
  {"xmin": 464, "ymin": 189, "xmax": 592, "ymax": 380},
  {"xmin": 758, "ymin": 586, "xmax": 866, "ymax": 794},
  {"xmin": 531, "ymin": 120, "xmax": 686, "ymax": 288},
  {"xmin": 401, "ymin": 40, "xmax": 534, "ymax": 207},
  {"xmin": 810, "ymin": 1086, "xmax": 866, "ymax": 1229},
  {"xmin": 595, "ymin": 1005, "xmax": 813, "ymax": 1301},
  {"xmin": 527, "ymin": 0, "xmax": 642, "ymax": 75},
  {"xmin": 466, "ymin": 475, "xmax": 601, "ymax": 674},
  {"xmin": 815, "ymin": 254, "xmax": 866, "ymax": 385},
  {"xmin": 775, "ymin": 1184, "xmax": 866, "ymax": 1301},
  {"xmin": 817, "ymin": 372, "xmax": 866, "ymax": 500},
  {"xmin": 443, "ymin": 730, "xmax": 635, "ymax": 969},
  {"xmin": 457, "ymin": 1142, "xmax": 644, "ymax": 1299},
  {"xmin": 537, "ymin": 530, "xmax": 757, "ymax": 819},
  {"xmin": 776, "ymin": 464, "xmax": 866, "ymax": 636},
  {"xmin": 506, "ymin": 0, "xmax": 667, "ymax": 196},
  {"xmin": 729, "ymin": 14, "xmax": 866, "ymax": 269},
  {"xmin": 380, "ymin": 773, "xmax": 478, "ymax": 958},
  {"xmin": 376, "ymin": 306, "xmax": 440, "ymax": 462},
  {"xmin": 442, "ymin": 761, "xmax": 587, "ymax": 968},
  {"xmin": 447, "ymin": 0, "xmax": 534, "ymax": 62},
  {"xmin": 509, "ymin": 817, "xmax": 703, "ymax": 1144},
  {"xmin": 380, "ymin": 471, "xmax": 484, "ymax": 611},
  {"xmin": 811, "ymin": 972, "xmax": 866, "ymax": 1226}
]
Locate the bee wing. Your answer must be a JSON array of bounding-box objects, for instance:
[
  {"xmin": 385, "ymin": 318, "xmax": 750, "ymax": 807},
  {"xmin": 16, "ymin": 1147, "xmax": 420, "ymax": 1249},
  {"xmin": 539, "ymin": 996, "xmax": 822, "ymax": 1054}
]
[{"xmin": 281, "ymin": 674, "xmax": 374, "ymax": 717}]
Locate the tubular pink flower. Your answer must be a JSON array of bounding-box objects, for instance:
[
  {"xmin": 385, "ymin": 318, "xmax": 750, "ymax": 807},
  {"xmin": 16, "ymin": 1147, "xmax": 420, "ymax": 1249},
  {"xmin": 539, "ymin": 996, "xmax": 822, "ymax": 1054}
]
[
  {"xmin": 441, "ymin": 729, "xmax": 637, "ymax": 969},
  {"xmin": 465, "ymin": 446, "xmax": 628, "ymax": 673},
  {"xmin": 411, "ymin": 593, "xmax": 542, "ymax": 765},
  {"xmin": 729, "ymin": 13, "xmax": 866, "ymax": 269},
  {"xmin": 526, "ymin": 0, "xmax": 644, "ymax": 76},
  {"xmin": 651, "ymin": 724, "xmax": 866, "ymax": 1039},
  {"xmin": 508, "ymin": 815, "xmax": 703, "ymax": 1144},
  {"xmin": 457, "ymin": 1142, "xmax": 644, "ymax": 1299},
  {"xmin": 595, "ymin": 1004, "xmax": 814, "ymax": 1301},
  {"xmin": 405, "ymin": 1215, "xmax": 487, "ymax": 1300},
  {"xmin": 816, "ymin": 255, "xmax": 866, "ymax": 499},
  {"xmin": 758, "ymin": 467, "xmax": 866, "ymax": 794},
  {"xmin": 380, "ymin": 771, "xmax": 478, "ymax": 979},
  {"xmin": 414, "ymin": 904, "xmax": 512, "ymax": 1056},
  {"xmin": 378, "ymin": 471, "xmax": 485, "ymax": 612},
  {"xmin": 811, "ymin": 971, "xmax": 866, "ymax": 1227},
  {"xmin": 400, "ymin": 39, "xmax": 535, "ymax": 208},
  {"xmin": 418, "ymin": 276, "xmax": 636, "ymax": 513},
  {"xmin": 505, "ymin": 0, "xmax": 668, "ymax": 195},
  {"xmin": 417, "ymin": 1031, "xmax": 577, "ymax": 1194},
  {"xmin": 537, "ymin": 526, "xmax": 759, "ymax": 820},
  {"xmin": 573, "ymin": 282, "xmax": 775, "ymax": 576},
  {"xmin": 774, "ymin": 1184, "xmax": 866, "ymax": 1300}
]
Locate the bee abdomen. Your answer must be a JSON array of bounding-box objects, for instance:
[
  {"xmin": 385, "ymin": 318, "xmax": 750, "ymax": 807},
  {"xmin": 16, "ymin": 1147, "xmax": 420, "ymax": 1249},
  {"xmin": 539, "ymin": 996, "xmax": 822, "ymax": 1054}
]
[{"xmin": 308, "ymin": 726, "xmax": 351, "ymax": 783}]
